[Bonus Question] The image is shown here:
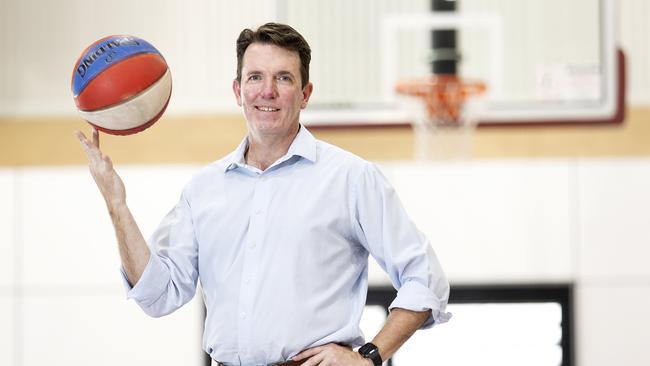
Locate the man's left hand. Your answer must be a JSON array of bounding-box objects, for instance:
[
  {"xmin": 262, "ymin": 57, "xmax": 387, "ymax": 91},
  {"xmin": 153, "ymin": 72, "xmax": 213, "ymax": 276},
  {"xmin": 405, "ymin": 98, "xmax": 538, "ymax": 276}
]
[{"xmin": 292, "ymin": 343, "xmax": 373, "ymax": 366}]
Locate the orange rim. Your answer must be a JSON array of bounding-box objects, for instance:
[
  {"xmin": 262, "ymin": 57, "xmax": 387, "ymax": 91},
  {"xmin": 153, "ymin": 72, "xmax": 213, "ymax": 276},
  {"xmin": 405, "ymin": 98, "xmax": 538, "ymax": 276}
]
[{"xmin": 395, "ymin": 75, "xmax": 486, "ymax": 122}]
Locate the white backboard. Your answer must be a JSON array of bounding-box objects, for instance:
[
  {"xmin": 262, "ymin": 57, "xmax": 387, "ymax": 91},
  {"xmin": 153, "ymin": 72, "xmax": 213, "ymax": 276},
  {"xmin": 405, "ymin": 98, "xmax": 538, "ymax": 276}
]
[{"xmin": 279, "ymin": 0, "xmax": 623, "ymax": 127}]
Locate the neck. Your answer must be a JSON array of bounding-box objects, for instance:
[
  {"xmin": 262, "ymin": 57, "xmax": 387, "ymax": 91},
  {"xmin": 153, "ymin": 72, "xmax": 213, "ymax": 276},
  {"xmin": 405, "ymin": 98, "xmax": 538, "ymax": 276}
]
[{"xmin": 245, "ymin": 125, "xmax": 300, "ymax": 171}]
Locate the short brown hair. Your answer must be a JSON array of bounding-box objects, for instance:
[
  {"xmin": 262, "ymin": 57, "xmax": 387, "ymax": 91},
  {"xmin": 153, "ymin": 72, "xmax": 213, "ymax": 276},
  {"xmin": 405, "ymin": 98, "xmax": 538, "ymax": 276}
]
[{"xmin": 236, "ymin": 22, "xmax": 311, "ymax": 88}]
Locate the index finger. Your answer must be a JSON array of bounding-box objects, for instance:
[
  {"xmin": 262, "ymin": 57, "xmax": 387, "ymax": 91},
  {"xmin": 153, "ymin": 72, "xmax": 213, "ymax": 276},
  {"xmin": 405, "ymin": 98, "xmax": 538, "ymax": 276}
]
[
  {"xmin": 75, "ymin": 130, "xmax": 90, "ymax": 149},
  {"xmin": 74, "ymin": 130, "xmax": 101, "ymax": 161},
  {"xmin": 75, "ymin": 130, "xmax": 86, "ymax": 142},
  {"xmin": 292, "ymin": 345, "xmax": 325, "ymax": 361}
]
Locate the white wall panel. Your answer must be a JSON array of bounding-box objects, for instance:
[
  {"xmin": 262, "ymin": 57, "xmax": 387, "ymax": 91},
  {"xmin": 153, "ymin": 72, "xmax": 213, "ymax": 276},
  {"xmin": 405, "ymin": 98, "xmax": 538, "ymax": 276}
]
[
  {"xmin": 119, "ymin": 166, "xmax": 199, "ymax": 239},
  {"xmin": 620, "ymin": 0, "xmax": 650, "ymax": 104},
  {"xmin": 0, "ymin": 298, "xmax": 15, "ymax": 366},
  {"xmin": 3, "ymin": 0, "xmax": 650, "ymax": 117},
  {"xmin": 11, "ymin": 156, "xmax": 650, "ymax": 366},
  {"xmin": 19, "ymin": 166, "xmax": 199, "ymax": 286},
  {"xmin": 0, "ymin": 0, "xmax": 273, "ymax": 115},
  {"xmin": 577, "ymin": 159, "xmax": 650, "ymax": 278},
  {"xmin": 0, "ymin": 169, "xmax": 16, "ymax": 287},
  {"xmin": 576, "ymin": 284, "xmax": 650, "ymax": 366},
  {"xmin": 383, "ymin": 160, "xmax": 574, "ymax": 284},
  {"xmin": 22, "ymin": 293, "xmax": 203, "ymax": 366},
  {"xmin": 19, "ymin": 167, "xmax": 119, "ymax": 286},
  {"xmin": 0, "ymin": 0, "xmax": 11, "ymax": 110}
]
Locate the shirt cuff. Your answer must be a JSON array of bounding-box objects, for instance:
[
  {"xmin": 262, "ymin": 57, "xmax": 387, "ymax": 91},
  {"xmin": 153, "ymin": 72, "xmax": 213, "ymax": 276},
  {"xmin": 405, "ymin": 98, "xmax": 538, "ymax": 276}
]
[
  {"xmin": 389, "ymin": 280, "xmax": 452, "ymax": 329},
  {"xmin": 119, "ymin": 253, "xmax": 171, "ymax": 307}
]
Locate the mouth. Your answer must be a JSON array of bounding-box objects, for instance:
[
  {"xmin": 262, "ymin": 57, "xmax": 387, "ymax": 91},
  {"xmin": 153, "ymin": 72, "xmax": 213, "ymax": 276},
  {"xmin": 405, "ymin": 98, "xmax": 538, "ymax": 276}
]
[{"xmin": 255, "ymin": 106, "xmax": 280, "ymax": 112}]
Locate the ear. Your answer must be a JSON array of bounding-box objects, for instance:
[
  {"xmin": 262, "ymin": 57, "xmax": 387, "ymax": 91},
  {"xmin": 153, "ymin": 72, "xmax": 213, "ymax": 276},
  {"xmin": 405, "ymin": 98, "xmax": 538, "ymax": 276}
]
[
  {"xmin": 233, "ymin": 79, "xmax": 243, "ymax": 106},
  {"xmin": 300, "ymin": 82, "xmax": 314, "ymax": 109}
]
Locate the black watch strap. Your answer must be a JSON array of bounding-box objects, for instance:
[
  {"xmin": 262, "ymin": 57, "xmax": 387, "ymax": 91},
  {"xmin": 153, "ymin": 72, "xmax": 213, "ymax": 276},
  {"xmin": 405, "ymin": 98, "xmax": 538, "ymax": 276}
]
[{"xmin": 358, "ymin": 342, "xmax": 382, "ymax": 366}]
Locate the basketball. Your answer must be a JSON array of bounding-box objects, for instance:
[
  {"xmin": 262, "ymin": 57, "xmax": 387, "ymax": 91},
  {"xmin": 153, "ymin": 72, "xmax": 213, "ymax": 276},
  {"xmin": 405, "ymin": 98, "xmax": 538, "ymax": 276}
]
[{"xmin": 71, "ymin": 35, "xmax": 172, "ymax": 135}]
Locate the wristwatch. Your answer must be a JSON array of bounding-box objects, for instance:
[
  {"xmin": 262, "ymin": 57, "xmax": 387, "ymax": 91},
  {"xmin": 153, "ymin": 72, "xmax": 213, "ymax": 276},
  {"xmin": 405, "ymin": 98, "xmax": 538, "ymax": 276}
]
[{"xmin": 358, "ymin": 342, "xmax": 382, "ymax": 366}]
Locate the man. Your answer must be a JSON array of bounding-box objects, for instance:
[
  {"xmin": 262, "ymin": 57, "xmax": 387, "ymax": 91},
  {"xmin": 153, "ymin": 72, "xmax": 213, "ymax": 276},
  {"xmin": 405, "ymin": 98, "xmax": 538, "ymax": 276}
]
[{"xmin": 76, "ymin": 23, "xmax": 450, "ymax": 366}]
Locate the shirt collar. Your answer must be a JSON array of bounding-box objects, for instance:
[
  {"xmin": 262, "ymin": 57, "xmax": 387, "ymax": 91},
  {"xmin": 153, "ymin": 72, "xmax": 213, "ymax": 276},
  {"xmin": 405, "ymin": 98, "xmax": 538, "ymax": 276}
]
[
  {"xmin": 285, "ymin": 124, "xmax": 317, "ymax": 163},
  {"xmin": 224, "ymin": 124, "xmax": 317, "ymax": 172},
  {"xmin": 224, "ymin": 135, "xmax": 249, "ymax": 172}
]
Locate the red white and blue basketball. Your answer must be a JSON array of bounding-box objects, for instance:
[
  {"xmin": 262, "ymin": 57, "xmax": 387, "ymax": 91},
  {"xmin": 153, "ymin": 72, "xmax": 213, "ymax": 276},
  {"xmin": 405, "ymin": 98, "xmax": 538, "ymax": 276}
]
[{"xmin": 71, "ymin": 35, "xmax": 172, "ymax": 135}]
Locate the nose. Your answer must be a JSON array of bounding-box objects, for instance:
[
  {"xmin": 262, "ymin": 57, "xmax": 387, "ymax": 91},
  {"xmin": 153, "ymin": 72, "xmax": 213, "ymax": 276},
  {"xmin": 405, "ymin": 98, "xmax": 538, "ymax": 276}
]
[{"xmin": 260, "ymin": 78, "xmax": 277, "ymax": 99}]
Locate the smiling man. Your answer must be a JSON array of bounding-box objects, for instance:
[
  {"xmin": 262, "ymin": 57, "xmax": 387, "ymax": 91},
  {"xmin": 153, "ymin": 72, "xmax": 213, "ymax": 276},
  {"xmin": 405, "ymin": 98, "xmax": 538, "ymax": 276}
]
[
  {"xmin": 76, "ymin": 23, "xmax": 450, "ymax": 366},
  {"xmin": 233, "ymin": 40, "xmax": 312, "ymax": 171}
]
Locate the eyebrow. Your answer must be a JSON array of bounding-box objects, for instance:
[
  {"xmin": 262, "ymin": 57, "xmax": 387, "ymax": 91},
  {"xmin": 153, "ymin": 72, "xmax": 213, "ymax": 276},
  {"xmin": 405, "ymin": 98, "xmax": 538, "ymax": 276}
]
[
  {"xmin": 276, "ymin": 70, "xmax": 295, "ymax": 76},
  {"xmin": 245, "ymin": 70, "xmax": 296, "ymax": 77}
]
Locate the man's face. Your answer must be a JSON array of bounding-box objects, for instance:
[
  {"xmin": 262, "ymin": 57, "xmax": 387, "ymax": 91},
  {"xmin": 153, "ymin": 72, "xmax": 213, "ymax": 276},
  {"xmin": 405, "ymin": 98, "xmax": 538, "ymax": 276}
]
[{"xmin": 233, "ymin": 43, "xmax": 313, "ymax": 140}]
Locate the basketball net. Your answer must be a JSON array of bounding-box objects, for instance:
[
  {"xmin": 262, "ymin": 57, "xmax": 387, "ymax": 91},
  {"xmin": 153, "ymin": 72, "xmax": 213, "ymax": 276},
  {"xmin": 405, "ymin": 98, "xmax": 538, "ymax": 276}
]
[{"xmin": 396, "ymin": 75, "xmax": 486, "ymax": 160}]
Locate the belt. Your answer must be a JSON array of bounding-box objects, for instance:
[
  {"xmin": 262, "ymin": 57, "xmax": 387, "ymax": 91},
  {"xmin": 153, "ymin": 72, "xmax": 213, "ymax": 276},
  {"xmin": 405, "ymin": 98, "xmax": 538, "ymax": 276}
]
[{"xmin": 214, "ymin": 361, "xmax": 305, "ymax": 366}]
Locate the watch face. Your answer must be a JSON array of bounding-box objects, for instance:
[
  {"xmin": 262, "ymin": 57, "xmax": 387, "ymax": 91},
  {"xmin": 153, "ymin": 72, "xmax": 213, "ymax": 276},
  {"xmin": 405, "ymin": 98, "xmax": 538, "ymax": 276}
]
[
  {"xmin": 359, "ymin": 342, "xmax": 382, "ymax": 366},
  {"xmin": 359, "ymin": 343, "xmax": 378, "ymax": 357}
]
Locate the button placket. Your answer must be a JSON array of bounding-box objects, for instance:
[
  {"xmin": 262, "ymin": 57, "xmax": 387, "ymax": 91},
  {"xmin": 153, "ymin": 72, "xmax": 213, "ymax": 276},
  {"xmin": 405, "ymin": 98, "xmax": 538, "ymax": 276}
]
[{"xmin": 238, "ymin": 173, "xmax": 269, "ymax": 356}]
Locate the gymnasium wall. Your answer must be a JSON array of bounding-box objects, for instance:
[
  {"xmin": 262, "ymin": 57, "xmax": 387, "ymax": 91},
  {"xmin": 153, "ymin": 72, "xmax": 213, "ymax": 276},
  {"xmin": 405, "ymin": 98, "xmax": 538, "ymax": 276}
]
[
  {"xmin": 3, "ymin": 0, "xmax": 650, "ymax": 116},
  {"xmin": 3, "ymin": 152, "xmax": 650, "ymax": 366},
  {"xmin": 2, "ymin": 1, "xmax": 650, "ymax": 366}
]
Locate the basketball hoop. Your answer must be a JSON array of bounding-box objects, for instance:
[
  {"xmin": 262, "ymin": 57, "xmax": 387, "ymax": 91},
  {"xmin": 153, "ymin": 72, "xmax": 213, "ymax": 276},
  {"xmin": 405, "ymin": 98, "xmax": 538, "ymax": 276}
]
[
  {"xmin": 396, "ymin": 74, "xmax": 486, "ymax": 126},
  {"xmin": 395, "ymin": 75, "xmax": 486, "ymax": 160}
]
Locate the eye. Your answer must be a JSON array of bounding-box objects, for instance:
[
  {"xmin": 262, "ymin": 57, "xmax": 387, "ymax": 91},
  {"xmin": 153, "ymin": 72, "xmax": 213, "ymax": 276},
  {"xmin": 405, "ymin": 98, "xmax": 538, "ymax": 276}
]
[
  {"xmin": 277, "ymin": 75, "xmax": 293, "ymax": 83},
  {"xmin": 247, "ymin": 74, "xmax": 262, "ymax": 82}
]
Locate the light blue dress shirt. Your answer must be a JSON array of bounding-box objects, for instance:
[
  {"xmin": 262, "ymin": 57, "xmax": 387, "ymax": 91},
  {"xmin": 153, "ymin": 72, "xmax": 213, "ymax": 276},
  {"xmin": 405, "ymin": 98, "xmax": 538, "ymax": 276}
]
[{"xmin": 122, "ymin": 125, "xmax": 450, "ymax": 365}]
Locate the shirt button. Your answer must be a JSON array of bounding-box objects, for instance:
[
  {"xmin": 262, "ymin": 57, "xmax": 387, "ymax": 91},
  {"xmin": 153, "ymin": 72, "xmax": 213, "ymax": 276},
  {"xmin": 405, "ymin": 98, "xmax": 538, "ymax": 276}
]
[
  {"xmin": 240, "ymin": 312, "xmax": 246, "ymax": 319},
  {"xmin": 248, "ymin": 242, "xmax": 256, "ymax": 249},
  {"xmin": 244, "ymin": 278, "xmax": 250, "ymax": 284},
  {"xmin": 254, "ymin": 209, "xmax": 262, "ymax": 215}
]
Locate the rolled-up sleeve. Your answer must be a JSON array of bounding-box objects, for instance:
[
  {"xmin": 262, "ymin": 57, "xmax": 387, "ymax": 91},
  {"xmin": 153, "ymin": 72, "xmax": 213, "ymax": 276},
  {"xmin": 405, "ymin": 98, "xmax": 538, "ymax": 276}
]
[
  {"xmin": 119, "ymin": 190, "xmax": 199, "ymax": 317},
  {"xmin": 352, "ymin": 163, "xmax": 451, "ymax": 328}
]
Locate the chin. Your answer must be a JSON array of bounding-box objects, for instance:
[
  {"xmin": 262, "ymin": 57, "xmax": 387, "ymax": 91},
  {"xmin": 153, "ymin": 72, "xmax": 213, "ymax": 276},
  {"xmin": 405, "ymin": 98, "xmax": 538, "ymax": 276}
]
[
  {"xmin": 251, "ymin": 117, "xmax": 294, "ymax": 132},
  {"xmin": 250, "ymin": 121, "xmax": 285, "ymax": 135}
]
